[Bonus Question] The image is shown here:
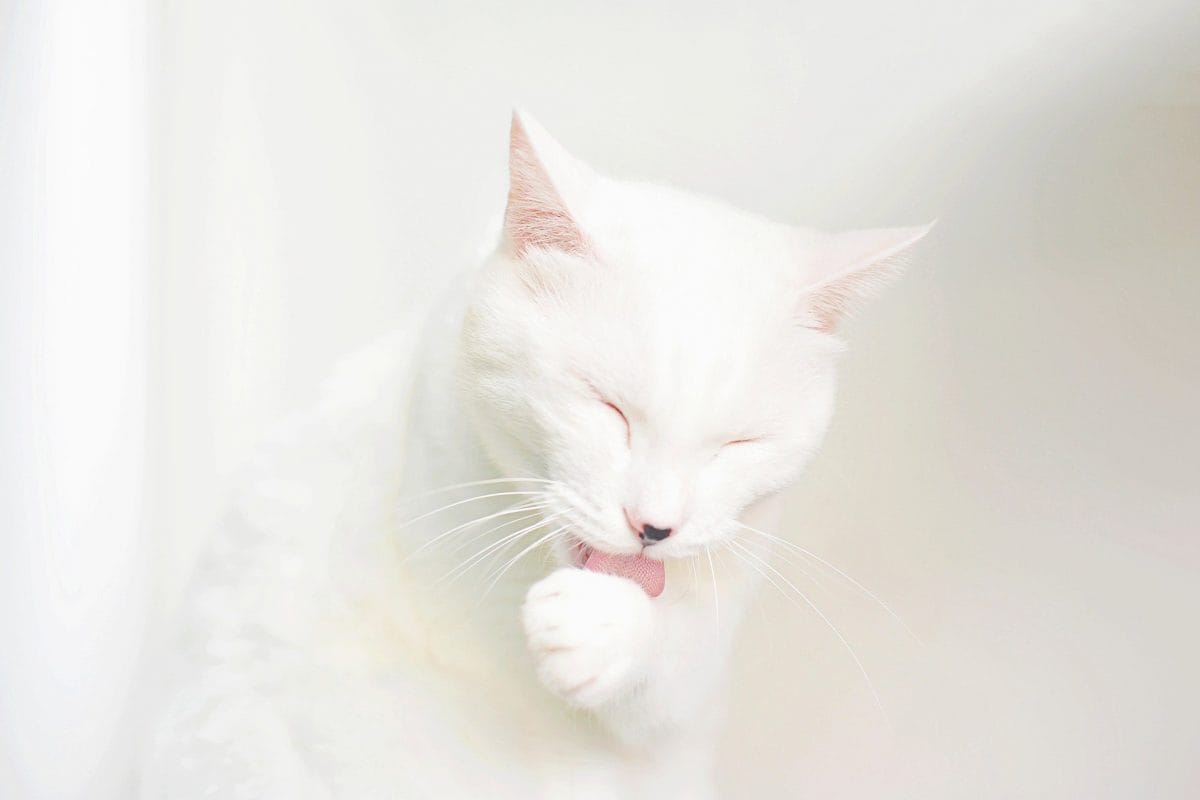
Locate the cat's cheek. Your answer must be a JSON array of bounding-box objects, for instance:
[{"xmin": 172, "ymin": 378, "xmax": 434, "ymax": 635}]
[{"xmin": 522, "ymin": 568, "xmax": 656, "ymax": 708}]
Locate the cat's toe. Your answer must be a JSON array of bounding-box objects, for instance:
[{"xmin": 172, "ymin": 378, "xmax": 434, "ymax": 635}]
[{"xmin": 522, "ymin": 568, "xmax": 655, "ymax": 707}]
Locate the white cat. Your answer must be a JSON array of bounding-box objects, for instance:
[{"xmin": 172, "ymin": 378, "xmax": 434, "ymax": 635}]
[{"xmin": 143, "ymin": 112, "xmax": 928, "ymax": 799}]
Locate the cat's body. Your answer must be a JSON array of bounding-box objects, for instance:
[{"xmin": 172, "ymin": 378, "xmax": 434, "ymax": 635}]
[
  {"xmin": 144, "ymin": 113, "xmax": 926, "ymax": 799},
  {"xmin": 144, "ymin": 281, "xmax": 746, "ymax": 799}
]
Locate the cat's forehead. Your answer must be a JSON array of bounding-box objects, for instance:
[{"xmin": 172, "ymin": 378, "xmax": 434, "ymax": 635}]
[
  {"xmin": 556, "ymin": 268, "xmax": 810, "ymax": 435},
  {"xmin": 586, "ymin": 180, "xmax": 799, "ymax": 274},
  {"xmin": 547, "ymin": 192, "xmax": 803, "ymax": 400},
  {"xmin": 578, "ymin": 187, "xmax": 800, "ymax": 332}
]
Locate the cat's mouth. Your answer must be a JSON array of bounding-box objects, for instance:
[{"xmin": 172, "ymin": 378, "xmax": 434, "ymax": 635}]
[{"xmin": 569, "ymin": 538, "xmax": 665, "ymax": 598}]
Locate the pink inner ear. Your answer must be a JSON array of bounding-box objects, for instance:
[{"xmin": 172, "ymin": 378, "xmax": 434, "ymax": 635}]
[
  {"xmin": 505, "ymin": 114, "xmax": 590, "ymax": 258},
  {"xmin": 805, "ymin": 264, "xmax": 897, "ymax": 333},
  {"xmin": 801, "ymin": 224, "xmax": 931, "ymax": 332},
  {"xmin": 505, "ymin": 184, "xmax": 588, "ymax": 256}
]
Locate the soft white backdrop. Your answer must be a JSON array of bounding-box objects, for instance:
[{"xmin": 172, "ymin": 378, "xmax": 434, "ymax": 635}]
[
  {"xmin": 2, "ymin": 3, "xmax": 148, "ymax": 798},
  {"xmin": 3, "ymin": 1, "xmax": 1199, "ymax": 797}
]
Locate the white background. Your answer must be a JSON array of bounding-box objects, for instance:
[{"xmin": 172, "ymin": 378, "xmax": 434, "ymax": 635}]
[{"xmin": 3, "ymin": 1, "xmax": 1199, "ymax": 796}]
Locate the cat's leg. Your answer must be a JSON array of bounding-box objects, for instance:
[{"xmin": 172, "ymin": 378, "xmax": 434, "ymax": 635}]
[
  {"xmin": 522, "ymin": 567, "xmax": 658, "ymax": 710},
  {"xmin": 521, "ymin": 555, "xmax": 751, "ymax": 799},
  {"xmin": 522, "ymin": 566, "xmax": 734, "ymax": 739}
]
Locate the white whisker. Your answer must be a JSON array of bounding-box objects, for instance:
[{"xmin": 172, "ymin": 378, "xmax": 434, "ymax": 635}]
[
  {"xmin": 443, "ymin": 506, "xmax": 549, "ymax": 557},
  {"xmin": 705, "ymin": 545, "xmax": 720, "ymax": 633},
  {"xmin": 715, "ymin": 546, "xmax": 772, "ymax": 628},
  {"xmin": 480, "ymin": 526, "xmax": 569, "ymax": 598},
  {"xmin": 398, "ymin": 490, "xmax": 545, "ymax": 529},
  {"xmin": 398, "ymin": 476, "xmax": 559, "ymax": 505},
  {"xmin": 728, "ymin": 539, "xmax": 889, "ymax": 726},
  {"xmin": 473, "ymin": 514, "xmax": 556, "ymax": 577},
  {"xmin": 437, "ymin": 514, "xmax": 559, "ymax": 585},
  {"xmin": 544, "ymin": 484, "xmax": 608, "ymax": 538},
  {"xmin": 404, "ymin": 501, "xmax": 546, "ymax": 563},
  {"xmin": 736, "ymin": 522, "xmax": 919, "ymax": 642}
]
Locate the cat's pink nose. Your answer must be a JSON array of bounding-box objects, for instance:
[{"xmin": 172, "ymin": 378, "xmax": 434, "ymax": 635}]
[{"xmin": 624, "ymin": 509, "xmax": 674, "ymax": 544}]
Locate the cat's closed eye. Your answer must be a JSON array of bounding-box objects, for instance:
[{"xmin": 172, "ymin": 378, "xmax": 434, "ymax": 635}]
[
  {"xmin": 720, "ymin": 438, "xmax": 768, "ymax": 450},
  {"xmin": 723, "ymin": 436, "xmax": 763, "ymax": 447},
  {"xmin": 602, "ymin": 400, "xmax": 631, "ymax": 444},
  {"xmin": 579, "ymin": 377, "xmax": 631, "ymax": 444}
]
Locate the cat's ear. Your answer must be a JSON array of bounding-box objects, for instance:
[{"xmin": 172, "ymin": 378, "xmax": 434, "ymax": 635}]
[
  {"xmin": 503, "ymin": 110, "xmax": 593, "ymax": 258},
  {"xmin": 799, "ymin": 223, "xmax": 932, "ymax": 333}
]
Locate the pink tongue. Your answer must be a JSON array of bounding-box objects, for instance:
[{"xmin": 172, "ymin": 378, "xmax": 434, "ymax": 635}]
[{"xmin": 583, "ymin": 550, "xmax": 665, "ymax": 598}]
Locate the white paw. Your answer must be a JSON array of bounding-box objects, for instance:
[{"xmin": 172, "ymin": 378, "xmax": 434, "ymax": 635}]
[{"xmin": 522, "ymin": 567, "xmax": 656, "ymax": 708}]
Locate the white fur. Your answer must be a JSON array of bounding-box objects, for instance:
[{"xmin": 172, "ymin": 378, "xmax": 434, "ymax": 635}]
[{"xmin": 143, "ymin": 112, "xmax": 926, "ymax": 798}]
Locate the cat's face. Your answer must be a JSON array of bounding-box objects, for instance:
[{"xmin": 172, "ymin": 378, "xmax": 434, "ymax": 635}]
[{"xmin": 461, "ymin": 112, "xmax": 926, "ymax": 564}]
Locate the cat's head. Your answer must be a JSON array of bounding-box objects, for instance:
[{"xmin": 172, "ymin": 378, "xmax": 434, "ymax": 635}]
[{"xmin": 461, "ymin": 111, "xmax": 927, "ymax": 566}]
